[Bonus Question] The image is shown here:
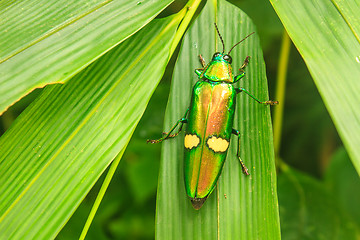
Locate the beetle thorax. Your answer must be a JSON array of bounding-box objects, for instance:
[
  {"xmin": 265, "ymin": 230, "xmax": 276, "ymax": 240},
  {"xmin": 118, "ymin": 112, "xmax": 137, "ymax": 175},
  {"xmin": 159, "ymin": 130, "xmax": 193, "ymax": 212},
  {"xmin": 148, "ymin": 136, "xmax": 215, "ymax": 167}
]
[{"xmin": 201, "ymin": 52, "xmax": 234, "ymax": 83}]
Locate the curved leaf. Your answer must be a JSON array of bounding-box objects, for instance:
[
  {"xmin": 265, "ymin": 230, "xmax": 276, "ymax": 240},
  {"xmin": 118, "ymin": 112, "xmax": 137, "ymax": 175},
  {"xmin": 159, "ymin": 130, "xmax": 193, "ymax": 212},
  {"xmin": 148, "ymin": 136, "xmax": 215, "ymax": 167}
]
[
  {"xmin": 269, "ymin": 0, "xmax": 360, "ymax": 175},
  {"xmin": 0, "ymin": 0, "xmax": 173, "ymax": 114},
  {"xmin": 0, "ymin": 13, "xmax": 183, "ymax": 239},
  {"xmin": 156, "ymin": 0, "xmax": 280, "ymax": 239}
]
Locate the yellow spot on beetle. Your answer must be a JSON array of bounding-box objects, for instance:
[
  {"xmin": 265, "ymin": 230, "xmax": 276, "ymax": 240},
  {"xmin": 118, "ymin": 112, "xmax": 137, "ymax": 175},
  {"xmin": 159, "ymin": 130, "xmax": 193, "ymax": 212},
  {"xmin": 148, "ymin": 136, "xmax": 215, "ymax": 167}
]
[
  {"xmin": 207, "ymin": 136, "xmax": 229, "ymax": 152},
  {"xmin": 184, "ymin": 134, "xmax": 200, "ymax": 149}
]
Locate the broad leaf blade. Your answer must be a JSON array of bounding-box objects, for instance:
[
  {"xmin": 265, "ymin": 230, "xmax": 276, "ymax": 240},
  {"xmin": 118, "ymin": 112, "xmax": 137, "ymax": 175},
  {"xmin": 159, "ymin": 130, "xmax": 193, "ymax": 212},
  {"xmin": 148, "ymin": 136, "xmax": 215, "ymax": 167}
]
[
  {"xmin": 269, "ymin": 0, "xmax": 360, "ymax": 174},
  {"xmin": 0, "ymin": 14, "xmax": 182, "ymax": 239},
  {"xmin": 156, "ymin": 0, "xmax": 280, "ymax": 239},
  {"xmin": 0, "ymin": 0, "xmax": 173, "ymax": 114}
]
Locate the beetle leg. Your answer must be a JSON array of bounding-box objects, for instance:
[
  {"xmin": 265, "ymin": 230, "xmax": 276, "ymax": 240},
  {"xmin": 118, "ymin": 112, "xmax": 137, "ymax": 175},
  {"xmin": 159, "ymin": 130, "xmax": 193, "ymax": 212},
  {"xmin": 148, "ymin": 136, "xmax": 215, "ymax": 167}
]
[
  {"xmin": 195, "ymin": 55, "xmax": 206, "ymax": 77},
  {"xmin": 234, "ymin": 56, "xmax": 250, "ymax": 82},
  {"xmin": 232, "ymin": 129, "xmax": 250, "ymax": 176},
  {"xmin": 235, "ymin": 88, "xmax": 278, "ymax": 105},
  {"xmin": 147, "ymin": 109, "xmax": 189, "ymax": 144},
  {"xmin": 195, "ymin": 69, "xmax": 203, "ymax": 76},
  {"xmin": 234, "ymin": 72, "xmax": 245, "ymax": 82},
  {"xmin": 240, "ymin": 56, "xmax": 250, "ymax": 71},
  {"xmin": 199, "ymin": 54, "xmax": 206, "ymax": 67}
]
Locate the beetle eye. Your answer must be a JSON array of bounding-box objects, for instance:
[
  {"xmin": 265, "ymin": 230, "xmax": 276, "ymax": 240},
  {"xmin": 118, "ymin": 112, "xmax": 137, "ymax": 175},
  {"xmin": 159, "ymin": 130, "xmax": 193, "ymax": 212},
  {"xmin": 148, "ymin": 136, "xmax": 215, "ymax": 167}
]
[
  {"xmin": 223, "ymin": 54, "xmax": 232, "ymax": 63},
  {"xmin": 213, "ymin": 52, "xmax": 221, "ymax": 58}
]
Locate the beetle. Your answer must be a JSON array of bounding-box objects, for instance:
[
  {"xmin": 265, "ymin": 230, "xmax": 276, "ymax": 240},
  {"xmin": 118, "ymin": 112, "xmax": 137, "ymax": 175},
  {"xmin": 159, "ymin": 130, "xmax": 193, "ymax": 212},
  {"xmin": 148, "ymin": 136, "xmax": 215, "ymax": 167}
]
[{"xmin": 148, "ymin": 24, "xmax": 277, "ymax": 210}]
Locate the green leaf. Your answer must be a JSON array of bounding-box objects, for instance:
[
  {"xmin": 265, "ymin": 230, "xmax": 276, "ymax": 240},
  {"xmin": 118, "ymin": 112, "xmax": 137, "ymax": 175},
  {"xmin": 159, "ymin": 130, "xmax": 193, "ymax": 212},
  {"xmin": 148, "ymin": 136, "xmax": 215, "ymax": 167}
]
[
  {"xmin": 0, "ymin": 0, "xmax": 173, "ymax": 114},
  {"xmin": 156, "ymin": 0, "xmax": 280, "ymax": 239},
  {"xmin": 269, "ymin": 0, "xmax": 360, "ymax": 174},
  {"xmin": 0, "ymin": 13, "xmax": 183, "ymax": 239},
  {"xmin": 278, "ymin": 165, "xmax": 359, "ymax": 239}
]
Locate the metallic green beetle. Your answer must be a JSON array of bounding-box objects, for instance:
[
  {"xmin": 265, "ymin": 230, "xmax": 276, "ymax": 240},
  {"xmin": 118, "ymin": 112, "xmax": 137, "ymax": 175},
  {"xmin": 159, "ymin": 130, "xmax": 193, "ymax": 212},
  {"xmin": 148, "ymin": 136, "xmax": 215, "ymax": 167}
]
[{"xmin": 148, "ymin": 24, "xmax": 277, "ymax": 210}]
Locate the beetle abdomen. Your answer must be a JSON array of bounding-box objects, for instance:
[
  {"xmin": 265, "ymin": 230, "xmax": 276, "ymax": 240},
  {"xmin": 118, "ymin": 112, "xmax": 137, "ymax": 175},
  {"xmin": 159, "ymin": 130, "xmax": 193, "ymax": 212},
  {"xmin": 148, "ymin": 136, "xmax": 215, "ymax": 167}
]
[{"xmin": 184, "ymin": 80, "xmax": 236, "ymax": 208}]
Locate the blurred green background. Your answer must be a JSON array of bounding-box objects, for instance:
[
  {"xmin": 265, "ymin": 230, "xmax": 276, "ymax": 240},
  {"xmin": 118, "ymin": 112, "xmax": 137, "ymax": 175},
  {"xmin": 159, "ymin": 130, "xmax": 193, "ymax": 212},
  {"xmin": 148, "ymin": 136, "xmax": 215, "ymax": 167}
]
[{"xmin": 1, "ymin": 0, "xmax": 359, "ymax": 239}]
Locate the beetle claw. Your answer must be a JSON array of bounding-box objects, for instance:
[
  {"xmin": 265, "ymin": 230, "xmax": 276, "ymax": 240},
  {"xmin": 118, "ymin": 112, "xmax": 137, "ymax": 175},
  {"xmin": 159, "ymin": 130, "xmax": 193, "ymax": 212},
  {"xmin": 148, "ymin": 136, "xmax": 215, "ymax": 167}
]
[
  {"xmin": 242, "ymin": 167, "xmax": 250, "ymax": 176},
  {"xmin": 264, "ymin": 100, "xmax": 279, "ymax": 105}
]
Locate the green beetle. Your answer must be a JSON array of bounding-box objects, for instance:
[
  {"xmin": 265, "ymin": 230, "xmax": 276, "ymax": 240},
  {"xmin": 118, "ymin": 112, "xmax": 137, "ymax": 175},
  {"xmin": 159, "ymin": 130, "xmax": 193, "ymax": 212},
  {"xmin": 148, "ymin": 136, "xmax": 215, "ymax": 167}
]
[{"xmin": 148, "ymin": 24, "xmax": 277, "ymax": 209}]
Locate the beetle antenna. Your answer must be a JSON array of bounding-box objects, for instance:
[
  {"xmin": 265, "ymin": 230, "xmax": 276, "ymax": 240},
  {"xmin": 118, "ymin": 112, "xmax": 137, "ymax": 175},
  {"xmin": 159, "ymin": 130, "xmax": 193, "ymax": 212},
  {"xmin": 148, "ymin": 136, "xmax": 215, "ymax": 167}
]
[
  {"xmin": 228, "ymin": 32, "xmax": 255, "ymax": 55},
  {"xmin": 214, "ymin": 23, "xmax": 225, "ymax": 53}
]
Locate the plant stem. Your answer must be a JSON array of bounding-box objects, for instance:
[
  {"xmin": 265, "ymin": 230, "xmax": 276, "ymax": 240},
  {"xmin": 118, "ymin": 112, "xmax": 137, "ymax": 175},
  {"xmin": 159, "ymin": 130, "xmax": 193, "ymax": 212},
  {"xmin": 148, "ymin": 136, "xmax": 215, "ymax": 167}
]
[
  {"xmin": 79, "ymin": 148, "xmax": 125, "ymax": 240},
  {"xmin": 273, "ymin": 30, "xmax": 291, "ymax": 163}
]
